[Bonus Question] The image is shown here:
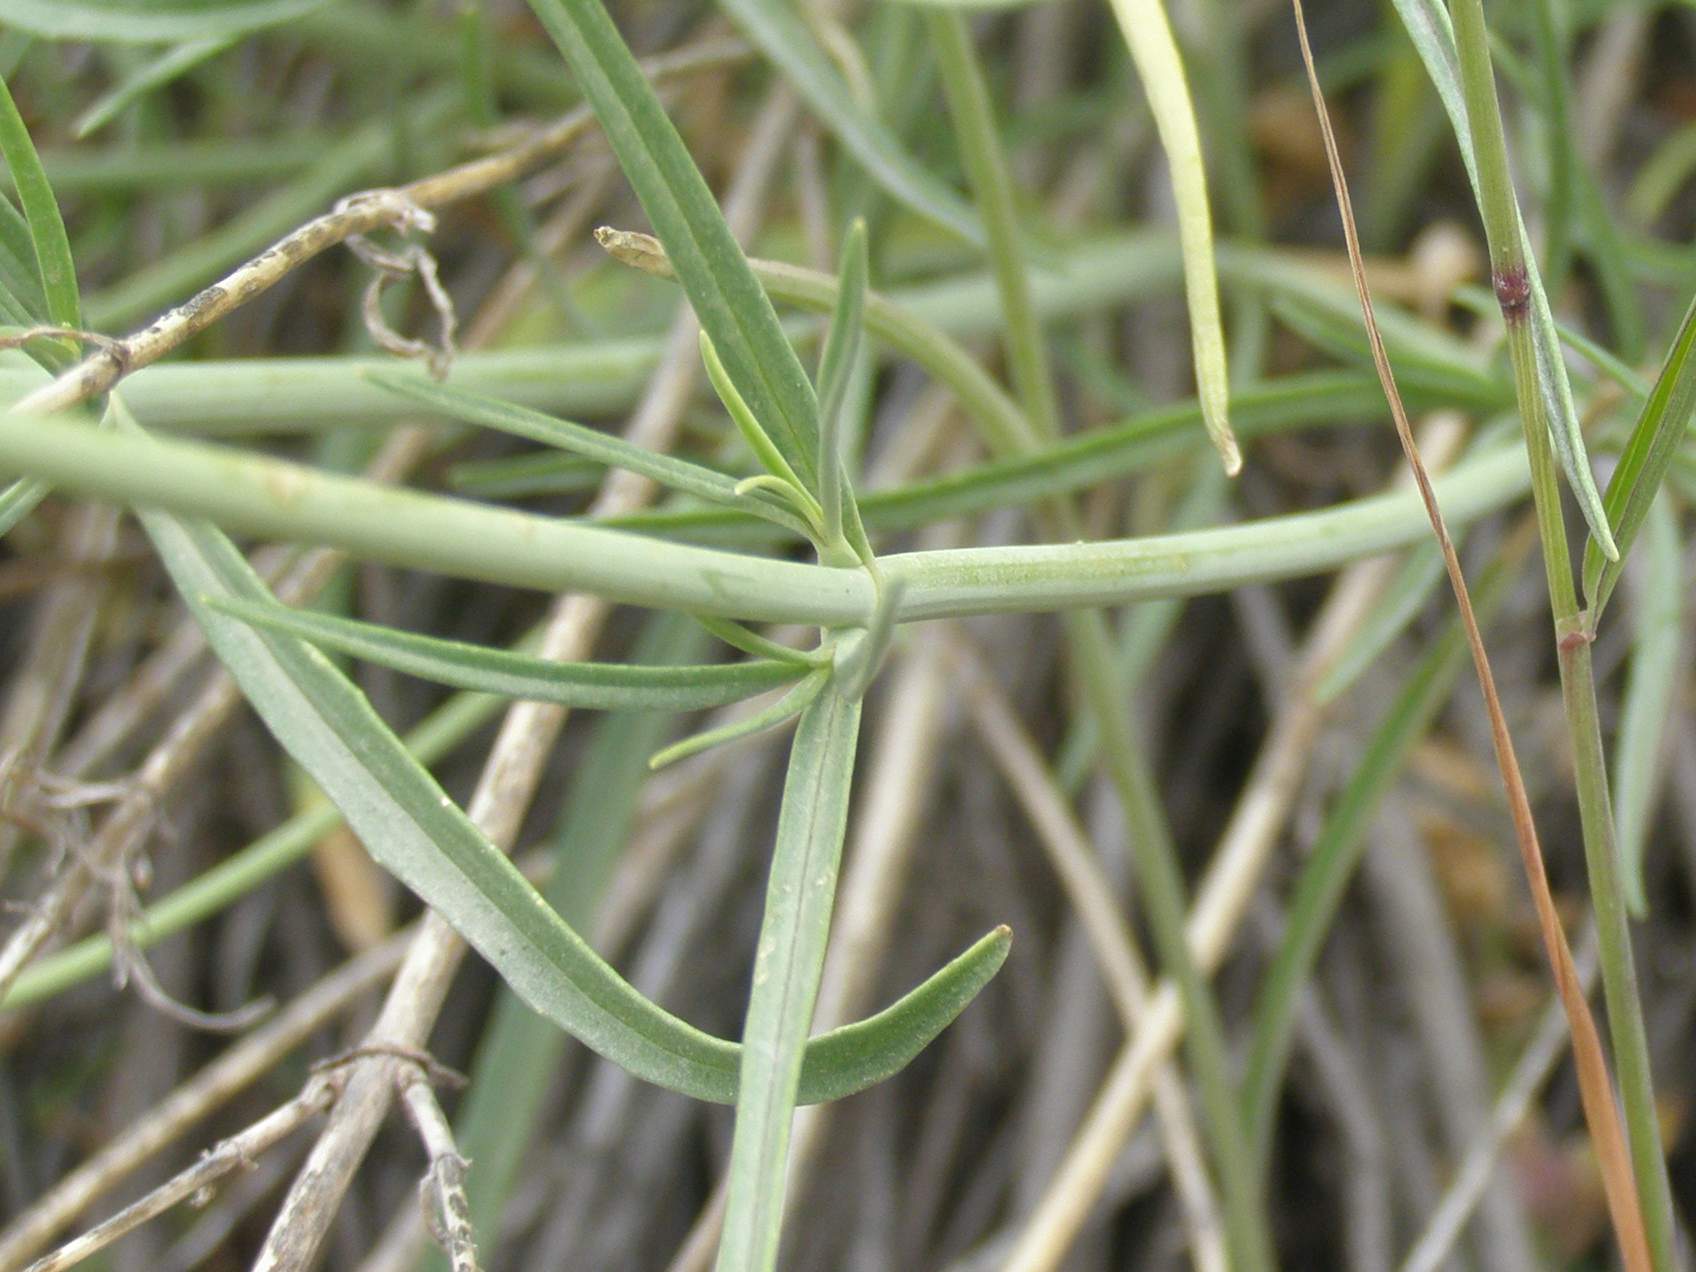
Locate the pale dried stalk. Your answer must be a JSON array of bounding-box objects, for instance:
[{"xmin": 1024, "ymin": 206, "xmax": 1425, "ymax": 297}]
[
  {"xmin": 0, "ymin": 928, "xmax": 411, "ymax": 1269},
  {"xmin": 1289, "ymin": 5, "xmax": 1648, "ymax": 1267},
  {"xmin": 397, "ymin": 1072, "xmax": 480, "ymax": 1272},
  {"xmin": 22, "ymin": 1079, "xmax": 340, "ymax": 1272},
  {"xmin": 249, "ymin": 91, "xmax": 800, "ymax": 1271},
  {"xmin": 953, "ymin": 641, "xmax": 1226, "ymax": 1272},
  {"xmin": 0, "ymin": 504, "xmax": 120, "ymax": 881},
  {"xmin": 8, "ymin": 39, "xmax": 746, "ymax": 419}
]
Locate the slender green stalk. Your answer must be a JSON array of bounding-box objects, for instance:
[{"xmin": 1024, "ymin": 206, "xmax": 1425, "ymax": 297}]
[
  {"xmin": 716, "ymin": 685, "xmax": 862, "ymax": 1272},
  {"xmin": 1448, "ymin": 1, "xmax": 1674, "ymax": 1263},
  {"xmin": 928, "ymin": 14, "xmax": 1273, "ymax": 1268},
  {"xmin": 0, "ymin": 402, "xmax": 1536, "ymax": 624}
]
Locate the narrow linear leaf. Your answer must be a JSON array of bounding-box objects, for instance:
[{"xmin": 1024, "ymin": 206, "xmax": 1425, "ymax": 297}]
[
  {"xmin": 1611, "ymin": 495, "xmax": 1683, "ymax": 917},
  {"xmin": 718, "ymin": 684, "xmax": 859, "ymax": 1271},
  {"xmin": 717, "ymin": 0, "xmax": 984, "ymax": 248},
  {"xmin": 693, "ymin": 614, "xmax": 826, "ymax": 667},
  {"xmin": 1582, "ymin": 288, "xmax": 1696, "ymax": 621},
  {"xmin": 522, "ymin": 0, "xmax": 821, "ymax": 483},
  {"xmin": 371, "ymin": 371, "xmax": 814, "ymax": 538},
  {"xmin": 0, "ymin": 0, "xmax": 327, "ymax": 42},
  {"xmin": 816, "ymin": 219, "xmax": 869, "ymax": 547},
  {"xmin": 650, "ymin": 670, "xmax": 828, "ymax": 769},
  {"xmin": 73, "ymin": 36, "xmax": 236, "ymax": 138},
  {"xmin": 1102, "ymin": 0, "xmax": 1238, "ymax": 474},
  {"xmin": 0, "ymin": 193, "xmax": 47, "ymax": 323},
  {"xmin": 0, "ymin": 73, "xmax": 78, "ymax": 333},
  {"xmin": 125, "ymin": 433, "xmax": 1000, "ymax": 1104},
  {"xmin": 699, "ymin": 330, "xmax": 820, "ymax": 521},
  {"xmin": 207, "ymin": 594, "xmax": 808, "ymax": 712}
]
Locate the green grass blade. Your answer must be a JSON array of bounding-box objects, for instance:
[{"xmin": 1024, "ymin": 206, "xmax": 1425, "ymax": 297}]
[
  {"xmin": 0, "ymin": 73, "xmax": 79, "ymax": 333},
  {"xmin": 1102, "ymin": 0, "xmax": 1238, "ymax": 474},
  {"xmin": 649, "ymin": 670, "xmax": 827, "ymax": 769},
  {"xmin": 1242, "ymin": 542, "xmax": 1520, "ymax": 1168},
  {"xmin": 694, "ymin": 614, "xmax": 827, "ymax": 667},
  {"xmin": 699, "ymin": 330, "xmax": 818, "ymax": 520},
  {"xmin": 522, "ymin": 0, "xmax": 820, "ymax": 484},
  {"xmin": 0, "ymin": 193, "xmax": 47, "ymax": 324},
  {"xmin": 717, "ymin": 0, "xmax": 983, "ymax": 247},
  {"xmin": 0, "ymin": 0, "xmax": 327, "ymax": 42},
  {"xmin": 207, "ymin": 594, "xmax": 808, "ymax": 712},
  {"xmin": 1611, "ymin": 494, "xmax": 1683, "ymax": 918},
  {"xmin": 1582, "ymin": 289, "xmax": 1696, "ymax": 621},
  {"xmin": 816, "ymin": 219, "xmax": 868, "ymax": 547},
  {"xmin": 370, "ymin": 372, "xmax": 814, "ymax": 538},
  {"xmin": 717, "ymin": 684, "xmax": 860, "ymax": 1272},
  {"xmin": 72, "ymin": 36, "xmax": 236, "ymax": 137}
]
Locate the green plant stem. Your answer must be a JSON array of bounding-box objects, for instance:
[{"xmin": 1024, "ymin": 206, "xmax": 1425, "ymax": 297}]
[
  {"xmin": 0, "ymin": 403, "xmax": 1536, "ymax": 625},
  {"xmin": 1449, "ymin": 1, "xmax": 1674, "ymax": 1261},
  {"xmin": 928, "ymin": 14, "xmax": 1273, "ymax": 1269}
]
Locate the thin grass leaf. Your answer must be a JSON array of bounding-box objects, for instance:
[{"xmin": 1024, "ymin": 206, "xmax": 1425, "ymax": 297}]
[
  {"xmin": 371, "ymin": 371, "xmax": 814, "ymax": 538},
  {"xmin": 700, "ymin": 330, "xmax": 822, "ymax": 524},
  {"xmin": 1386, "ymin": 0, "xmax": 1616, "ymax": 560},
  {"xmin": 694, "ymin": 614, "xmax": 827, "ymax": 667},
  {"xmin": 716, "ymin": 0, "xmax": 983, "ymax": 247},
  {"xmin": 1243, "ymin": 536, "xmax": 1521, "ymax": 1164},
  {"xmin": 523, "ymin": 0, "xmax": 820, "ymax": 484},
  {"xmin": 1611, "ymin": 495, "xmax": 1683, "ymax": 918},
  {"xmin": 1102, "ymin": 0, "xmax": 1238, "ymax": 474},
  {"xmin": 649, "ymin": 670, "xmax": 828, "ymax": 770},
  {"xmin": 717, "ymin": 684, "xmax": 859, "ymax": 1272},
  {"xmin": 119, "ymin": 412, "xmax": 1003, "ymax": 1108},
  {"xmin": 207, "ymin": 594, "xmax": 809, "ymax": 712},
  {"xmin": 816, "ymin": 219, "xmax": 868, "ymax": 547},
  {"xmin": 0, "ymin": 194, "xmax": 46, "ymax": 325},
  {"xmin": 73, "ymin": 36, "xmax": 236, "ymax": 138},
  {"xmin": 0, "ymin": 0, "xmax": 327, "ymax": 42},
  {"xmin": 1315, "ymin": 541, "xmax": 1444, "ymax": 703},
  {"xmin": 1582, "ymin": 289, "xmax": 1696, "ymax": 621},
  {"xmin": 446, "ymin": 451, "xmax": 602, "ymax": 498},
  {"xmin": 0, "ymin": 74, "xmax": 78, "ymax": 334}
]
